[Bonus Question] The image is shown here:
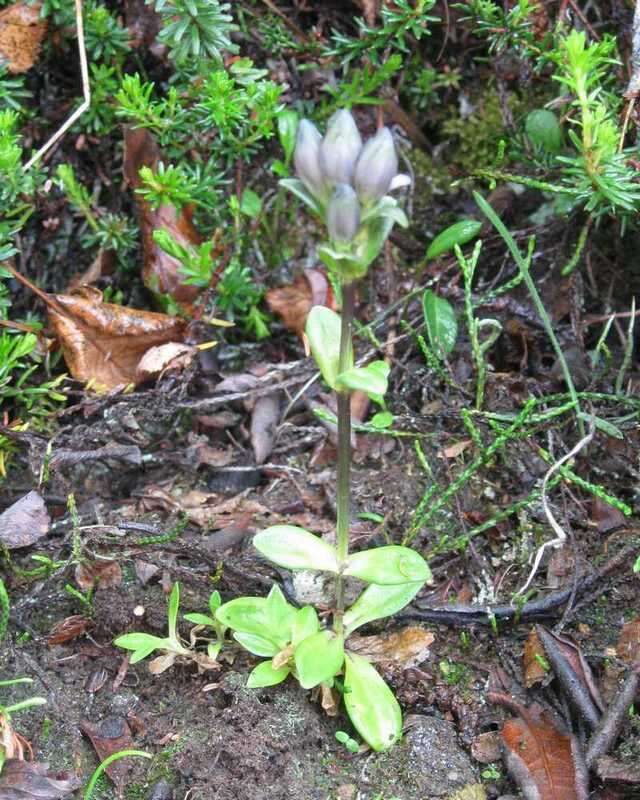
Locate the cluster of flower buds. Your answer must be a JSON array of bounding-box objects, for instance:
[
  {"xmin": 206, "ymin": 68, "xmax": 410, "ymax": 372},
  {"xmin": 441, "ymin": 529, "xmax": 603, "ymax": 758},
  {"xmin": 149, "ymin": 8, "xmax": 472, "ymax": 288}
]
[{"xmin": 294, "ymin": 110, "xmax": 408, "ymax": 245}]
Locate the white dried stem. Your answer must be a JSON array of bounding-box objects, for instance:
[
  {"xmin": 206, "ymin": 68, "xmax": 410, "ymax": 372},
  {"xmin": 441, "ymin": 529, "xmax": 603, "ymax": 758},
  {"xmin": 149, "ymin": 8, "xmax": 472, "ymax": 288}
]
[
  {"xmin": 23, "ymin": 0, "xmax": 90, "ymax": 172},
  {"xmin": 516, "ymin": 421, "xmax": 596, "ymax": 596}
]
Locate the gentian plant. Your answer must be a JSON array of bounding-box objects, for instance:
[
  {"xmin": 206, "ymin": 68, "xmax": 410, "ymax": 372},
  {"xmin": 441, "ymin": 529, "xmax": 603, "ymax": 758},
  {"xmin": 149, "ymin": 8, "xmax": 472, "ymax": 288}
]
[{"xmin": 216, "ymin": 110, "xmax": 431, "ymax": 751}]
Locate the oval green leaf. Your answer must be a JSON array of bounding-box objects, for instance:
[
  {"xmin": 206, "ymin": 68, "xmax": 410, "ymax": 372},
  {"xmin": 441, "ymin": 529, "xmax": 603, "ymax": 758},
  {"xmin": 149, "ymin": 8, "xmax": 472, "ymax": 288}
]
[
  {"xmin": 426, "ymin": 219, "xmax": 482, "ymax": 260},
  {"xmin": 113, "ymin": 633, "xmax": 167, "ymax": 663},
  {"xmin": 254, "ymin": 525, "xmax": 339, "ymax": 573},
  {"xmin": 343, "ymin": 653, "xmax": 402, "ymax": 751},
  {"xmin": 234, "ymin": 632, "xmax": 280, "ymax": 657},
  {"xmin": 216, "ymin": 590, "xmax": 294, "ymax": 648},
  {"xmin": 525, "ymin": 109, "xmax": 562, "ymax": 154},
  {"xmin": 306, "ymin": 306, "xmax": 351, "ymax": 390},
  {"xmin": 294, "ymin": 631, "xmax": 344, "ymax": 689},
  {"xmin": 336, "ymin": 361, "xmax": 389, "ymax": 401},
  {"xmin": 344, "ymin": 546, "xmax": 432, "ymax": 585},
  {"xmin": 292, "ymin": 606, "xmax": 320, "ymax": 647},
  {"xmin": 343, "ymin": 581, "xmax": 423, "ymax": 636},
  {"xmin": 423, "ymin": 290, "xmax": 458, "ymax": 356},
  {"xmin": 247, "ymin": 659, "xmax": 291, "ymax": 688}
]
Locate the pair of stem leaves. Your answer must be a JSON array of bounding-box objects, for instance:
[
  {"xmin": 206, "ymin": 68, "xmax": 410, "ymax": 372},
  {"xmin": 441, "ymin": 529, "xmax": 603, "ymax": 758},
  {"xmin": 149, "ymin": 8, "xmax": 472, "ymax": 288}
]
[
  {"xmin": 216, "ymin": 526, "xmax": 431, "ymax": 751},
  {"xmin": 306, "ymin": 305, "xmax": 388, "ymax": 404}
]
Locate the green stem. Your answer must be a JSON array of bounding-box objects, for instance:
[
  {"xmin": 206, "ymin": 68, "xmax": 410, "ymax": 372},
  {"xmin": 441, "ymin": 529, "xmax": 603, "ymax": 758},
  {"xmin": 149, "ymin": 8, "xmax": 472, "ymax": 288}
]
[
  {"xmin": 334, "ymin": 281, "xmax": 356, "ymax": 638},
  {"xmin": 473, "ymin": 191, "xmax": 585, "ymax": 437}
]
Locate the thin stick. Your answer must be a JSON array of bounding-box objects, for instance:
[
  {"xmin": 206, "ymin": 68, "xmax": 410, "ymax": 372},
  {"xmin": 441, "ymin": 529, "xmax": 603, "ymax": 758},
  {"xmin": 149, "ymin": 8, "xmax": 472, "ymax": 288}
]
[{"xmin": 23, "ymin": 0, "xmax": 90, "ymax": 172}]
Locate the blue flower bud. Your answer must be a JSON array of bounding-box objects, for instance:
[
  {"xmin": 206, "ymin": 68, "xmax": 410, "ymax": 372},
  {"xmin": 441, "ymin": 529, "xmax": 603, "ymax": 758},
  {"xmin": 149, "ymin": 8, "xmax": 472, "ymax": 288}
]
[
  {"xmin": 294, "ymin": 119, "xmax": 325, "ymax": 198},
  {"xmin": 327, "ymin": 184, "xmax": 361, "ymax": 243},
  {"xmin": 319, "ymin": 110, "xmax": 363, "ymax": 186},
  {"xmin": 354, "ymin": 127, "xmax": 398, "ymax": 205}
]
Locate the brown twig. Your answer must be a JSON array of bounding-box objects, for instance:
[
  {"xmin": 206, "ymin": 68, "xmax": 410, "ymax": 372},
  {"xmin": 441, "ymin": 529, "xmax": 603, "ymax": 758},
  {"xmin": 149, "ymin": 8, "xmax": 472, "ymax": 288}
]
[
  {"xmin": 399, "ymin": 542, "xmax": 638, "ymax": 627},
  {"xmin": 586, "ymin": 663, "xmax": 640, "ymax": 768}
]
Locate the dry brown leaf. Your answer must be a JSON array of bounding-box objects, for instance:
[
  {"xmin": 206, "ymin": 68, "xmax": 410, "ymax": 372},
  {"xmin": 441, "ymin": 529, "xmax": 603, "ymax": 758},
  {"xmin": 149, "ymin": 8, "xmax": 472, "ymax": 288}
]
[
  {"xmin": 266, "ymin": 269, "xmax": 334, "ymax": 336},
  {"xmin": 491, "ymin": 694, "xmax": 587, "ymax": 800},
  {"xmin": 616, "ymin": 617, "xmax": 640, "ymax": 664},
  {"xmin": 136, "ymin": 341, "xmax": 197, "ymax": 382},
  {"xmin": 47, "ymin": 614, "xmax": 92, "ymax": 645},
  {"xmin": 439, "ymin": 439, "xmax": 472, "ymax": 459},
  {"xmin": 148, "ymin": 651, "xmax": 177, "ymax": 675},
  {"xmin": 347, "ymin": 627, "xmax": 434, "ymax": 670},
  {"xmin": 80, "ymin": 718, "xmax": 137, "ymax": 794},
  {"xmin": 470, "ymin": 731, "xmax": 502, "ymax": 764},
  {"xmin": 134, "ymin": 559, "xmax": 160, "ymax": 586},
  {"xmin": 48, "ymin": 286, "xmax": 186, "ymax": 390},
  {"xmin": 185, "ymin": 435, "xmax": 233, "ymax": 469},
  {"xmin": 75, "ymin": 559, "xmax": 122, "ymax": 591},
  {"xmin": 0, "ymin": 1, "xmax": 46, "ymax": 73},
  {"xmin": 523, "ymin": 628, "xmax": 547, "ymax": 688},
  {"xmin": 67, "ymin": 248, "xmax": 115, "ymax": 291},
  {"xmin": 250, "ymin": 393, "xmax": 280, "ymax": 464},
  {"xmin": 0, "ymin": 760, "xmax": 80, "ymax": 799},
  {"xmin": 124, "ymin": 128, "xmax": 203, "ymax": 306},
  {"xmin": 0, "ymin": 491, "xmax": 50, "ymax": 550},
  {"xmin": 546, "ymin": 546, "xmax": 573, "ymax": 589},
  {"xmin": 591, "ymin": 497, "xmax": 627, "ymax": 535},
  {"xmin": 536, "ymin": 625, "xmax": 604, "ymax": 723}
]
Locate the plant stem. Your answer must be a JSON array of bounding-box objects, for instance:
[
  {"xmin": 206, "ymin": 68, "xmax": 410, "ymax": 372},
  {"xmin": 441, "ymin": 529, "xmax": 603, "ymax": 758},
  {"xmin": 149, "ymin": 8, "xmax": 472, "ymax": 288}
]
[{"xmin": 334, "ymin": 281, "xmax": 356, "ymax": 638}]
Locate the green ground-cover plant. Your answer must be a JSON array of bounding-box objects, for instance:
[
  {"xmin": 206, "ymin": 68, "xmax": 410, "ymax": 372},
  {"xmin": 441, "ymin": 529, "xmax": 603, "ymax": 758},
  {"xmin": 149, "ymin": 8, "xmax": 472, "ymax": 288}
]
[
  {"xmin": 213, "ymin": 110, "xmax": 432, "ymax": 752},
  {"xmin": 115, "ymin": 582, "xmax": 223, "ymax": 671}
]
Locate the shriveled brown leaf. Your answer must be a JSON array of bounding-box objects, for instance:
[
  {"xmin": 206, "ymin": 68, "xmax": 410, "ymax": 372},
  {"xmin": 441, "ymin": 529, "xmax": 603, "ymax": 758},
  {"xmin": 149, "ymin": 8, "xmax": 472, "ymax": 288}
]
[
  {"xmin": 148, "ymin": 651, "xmax": 177, "ymax": 675},
  {"xmin": 80, "ymin": 717, "xmax": 137, "ymax": 793},
  {"xmin": 124, "ymin": 128, "xmax": 203, "ymax": 306},
  {"xmin": 439, "ymin": 439, "xmax": 472, "ymax": 460},
  {"xmin": 250, "ymin": 393, "xmax": 280, "ymax": 464},
  {"xmin": 75, "ymin": 559, "xmax": 122, "ymax": 591},
  {"xmin": 136, "ymin": 341, "xmax": 197, "ymax": 382},
  {"xmin": 491, "ymin": 696, "xmax": 587, "ymax": 800},
  {"xmin": 347, "ymin": 627, "xmax": 434, "ymax": 670},
  {"xmin": 48, "ymin": 286, "xmax": 186, "ymax": 390},
  {"xmin": 47, "ymin": 614, "xmax": 92, "ymax": 645},
  {"xmin": 321, "ymin": 684, "xmax": 339, "ymax": 717},
  {"xmin": 134, "ymin": 559, "xmax": 160, "ymax": 586},
  {"xmin": 591, "ymin": 497, "xmax": 627, "ymax": 535},
  {"xmin": 0, "ymin": 1, "xmax": 46, "ymax": 73},
  {"xmin": 523, "ymin": 628, "xmax": 548, "ymax": 688},
  {"xmin": 195, "ymin": 410, "xmax": 241, "ymax": 431},
  {"xmin": 536, "ymin": 625, "xmax": 604, "ymax": 726},
  {"xmin": 0, "ymin": 760, "xmax": 80, "ymax": 798},
  {"xmin": 185, "ymin": 435, "xmax": 233, "ymax": 469},
  {"xmin": 0, "ymin": 490, "xmax": 50, "ymax": 550},
  {"xmin": 616, "ymin": 616, "xmax": 640, "ymax": 664},
  {"xmin": 471, "ymin": 731, "xmax": 502, "ymax": 764},
  {"xmin": 67, "ymin": 248, "xmax": 115, "ymax": 291},
  {"xmin": 266, "ymin": 269, "xmax": 334, "ymax": 336},
  {"xmin": 546, "ymin": 546, "xmax": 573, "ymax": 589}
]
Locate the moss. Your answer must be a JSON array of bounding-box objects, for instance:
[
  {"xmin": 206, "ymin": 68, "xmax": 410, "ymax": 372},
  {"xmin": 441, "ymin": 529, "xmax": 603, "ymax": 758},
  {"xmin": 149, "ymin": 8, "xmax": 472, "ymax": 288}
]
[{"xmin": 441, "ymin": 87, "xmax": 522, "ymax": 174}]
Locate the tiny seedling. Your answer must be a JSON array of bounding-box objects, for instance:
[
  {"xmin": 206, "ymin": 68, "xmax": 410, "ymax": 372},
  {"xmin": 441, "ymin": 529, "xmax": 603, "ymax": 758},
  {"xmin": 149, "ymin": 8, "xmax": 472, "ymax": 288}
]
[
  {"xmin": 114, "ymin": 583, "xmax": 219, "ymax": 672},
  {"xmin": 335, "ymin": 730, "xmax": 360, "ymax": 753},
  {"xmin": 0, "ymin": 678, "xmax": 47, "ymax": 773},
  {"xmin": 215, "ymin": 109, "xmax": 432, "ymax": 752}
]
